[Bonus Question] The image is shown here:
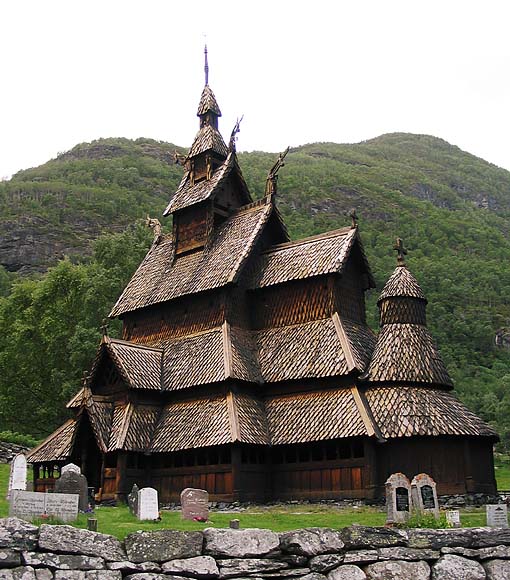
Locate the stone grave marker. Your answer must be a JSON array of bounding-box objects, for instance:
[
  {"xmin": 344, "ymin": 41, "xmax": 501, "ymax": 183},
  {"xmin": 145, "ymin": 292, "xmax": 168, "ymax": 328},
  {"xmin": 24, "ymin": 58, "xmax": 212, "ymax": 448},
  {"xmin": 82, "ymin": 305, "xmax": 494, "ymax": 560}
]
[
  {"xmin": 7, "ymin": 453, "xmax": 27, "ymax": 500},
  {"xmin": 9, "ymin": 490, "xmax": 45, "ymax": 520},
  {"xmin": 138, "ymin": 487, "xmax": 159, "ymax": 520},
  {"xmin": 181, "ymin": 487, "xmax": 209, "ymax": 521},
  {"xmin": 128, "ymin": 484, "xmax": 139, "ymax": 516},
  {"xmin": 61, "ymin": 463, "xmax": 81, "ymax": 475},
  {"xmin": 385, "ymin": 473, "xmax": 412, "ymax": 524},
  {"xmin": 445, "ymin": 510, "xmax": 461, "ymax": 528},
  {"xmin": 54, "ymin": 469, "xmax": 89, "ymax": 511},
  {"xmin": 44, "ymin": 493, "xmax": 79, "ymax": 522},
  {"xmin": 411, "ymin": 473, "xmax": 439, "ymax": 519},
  {"xmin": 487, "ymin": 504, "xmax": 509, "ymax": 528},
  {"xmin": 9, "ymin": 490, "xmax": 79, "ymax": 522}
]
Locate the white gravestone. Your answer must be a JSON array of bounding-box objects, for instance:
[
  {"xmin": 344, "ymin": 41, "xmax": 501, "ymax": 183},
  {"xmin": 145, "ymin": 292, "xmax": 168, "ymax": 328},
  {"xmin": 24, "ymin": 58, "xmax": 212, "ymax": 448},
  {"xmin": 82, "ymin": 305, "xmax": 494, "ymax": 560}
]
[
  {"xmin": 61, "ymin": 463, "xmax": 81, "ymax": 475},
  {"xmin": 7, "ymin": 453, "xmax": 27, "ymax": 499},
  {"xmin": 137, "ymin": 487, "xmax": 159, "ymax": 521},
  {"xmin": 411, "ymin": 473, "xmax": 440, "ymax": 519},
  {"xmin": 9, "ymin": 490, "xmax": 79, "ymax": 522},
  {"xmin": 487, "ymin": 504, "xmax": 509, "ymax": 528},
  {"xmin": 446, "ymin": 510, "xmax": 461, "ymax": 528},
  {"xmin": 385, "ymin": 473, "xmax": 412, "ymax": 524}
]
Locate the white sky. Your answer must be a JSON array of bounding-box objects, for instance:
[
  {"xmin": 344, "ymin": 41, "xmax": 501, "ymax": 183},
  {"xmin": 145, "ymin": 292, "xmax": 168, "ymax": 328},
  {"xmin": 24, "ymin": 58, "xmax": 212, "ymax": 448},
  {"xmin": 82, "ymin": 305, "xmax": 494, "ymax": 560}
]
[{"xmin": 1, "ymin": 0, "xmax": 509, "ymax": 179}]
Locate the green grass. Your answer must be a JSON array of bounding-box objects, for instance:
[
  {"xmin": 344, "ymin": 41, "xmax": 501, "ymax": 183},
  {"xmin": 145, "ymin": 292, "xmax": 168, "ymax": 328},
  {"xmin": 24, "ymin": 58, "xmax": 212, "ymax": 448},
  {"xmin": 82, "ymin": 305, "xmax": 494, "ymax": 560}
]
[
  {"xmin": 0, "ymin": 463, "xmax": 499, "ymax": 539},
  {"xmin": 494, "ymin": 454, "xmax": 510, "ymax": 490}
]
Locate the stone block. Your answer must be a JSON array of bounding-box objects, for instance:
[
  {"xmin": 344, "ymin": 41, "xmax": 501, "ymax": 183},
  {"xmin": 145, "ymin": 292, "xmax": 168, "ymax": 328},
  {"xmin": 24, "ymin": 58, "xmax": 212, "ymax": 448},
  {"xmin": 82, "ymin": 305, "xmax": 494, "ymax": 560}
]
[
  {"xmin": 431, "ymin": 554, "xmax": 485, "ymax": 580},
  {"xmin": 204, "ymin": 528, "xmax": 279, "ymax": 558},
  {"xmin": 0, "ymin": 519, "xmax": 38, "ymax": 551},
  {"xmin": 309, "ymin": 553, "xmax": 344, "ymax": 573},
  {"xmin": 279, "ymin": 528, "xmax": 344, "ymax": 556},
  {"xmin": 0, "ymin": 550, "xmax": 22, "ymax": 568},
  {"xmin": 22, "ymin": 551, "xmax": 105, "ymax": 570},
  {"xmin": 327, "ymin": 565, "xmax": 366, "ymax": 579},
  {"xmin": 484, "ymin": 559, "xmax": 510, "ymax": 580},
  {"xmin": 39, "ymin": 525, "xmax": 126, "ymax": 562},
  {"xmin": 365, "ymin": 560, "xmax": 430, "ymax": 580},
  {"xmin": 217, "ymin": 558, "xmax": 288, "ymax": 578},
  {"xmin": 125, "ymin": 530, "xmax": 203, "ymax": 563},
  {"xmin": 161, "ymin": 556, "xmax": 218, "ymax": 578},
  {"xmin": 341, "ymin": 527, "xmax": 407, "ymax": 550}
]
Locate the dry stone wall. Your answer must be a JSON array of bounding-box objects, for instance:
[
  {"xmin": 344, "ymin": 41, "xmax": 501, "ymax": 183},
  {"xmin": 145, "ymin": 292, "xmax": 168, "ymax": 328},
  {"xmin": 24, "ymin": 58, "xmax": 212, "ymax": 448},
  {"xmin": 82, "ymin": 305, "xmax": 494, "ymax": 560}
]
[{"xmin": 2, "ymin": 518, "xmax": 510, "ymax": 579}]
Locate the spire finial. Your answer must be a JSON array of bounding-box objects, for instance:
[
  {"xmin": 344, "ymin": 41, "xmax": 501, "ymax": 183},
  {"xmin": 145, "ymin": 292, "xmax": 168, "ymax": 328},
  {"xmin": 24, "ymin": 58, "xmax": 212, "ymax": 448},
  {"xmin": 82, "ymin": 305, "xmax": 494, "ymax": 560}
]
[
  {"xmin": 100, "ymin": 318, "xmax": 109, "ymax": 337},
  {"xmin": 349, "ymin": 208, "xmax": 358, "ymax": 229},
  {"xmin": 394, "ymin": 237, "xmax": 408, "ymax": 265},
  {"xmin": 265, "ymin": 147, "xmax": 290, "ymax": 197},
  {"xmin": 204, "ymin": 44, "xmax": 209, "ymax": 86}
]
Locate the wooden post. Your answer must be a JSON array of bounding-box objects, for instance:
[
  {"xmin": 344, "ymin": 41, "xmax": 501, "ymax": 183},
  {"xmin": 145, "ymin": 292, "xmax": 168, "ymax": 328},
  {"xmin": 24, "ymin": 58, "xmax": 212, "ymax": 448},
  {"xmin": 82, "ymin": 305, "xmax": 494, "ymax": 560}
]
[
  {"xmin": 116, "ymin": 452, "xmax": 128, "ymax": 501},
  {"xmin": 231, "ymin": 444, "xmax": 242, "ymax": 502},
  {"xmin": 463, "ymin": 440, "xmax": 475, "ymax": 493},
  {"xmin": 87, "ymin": 518, "xmax": 98, "ymax": 532}
]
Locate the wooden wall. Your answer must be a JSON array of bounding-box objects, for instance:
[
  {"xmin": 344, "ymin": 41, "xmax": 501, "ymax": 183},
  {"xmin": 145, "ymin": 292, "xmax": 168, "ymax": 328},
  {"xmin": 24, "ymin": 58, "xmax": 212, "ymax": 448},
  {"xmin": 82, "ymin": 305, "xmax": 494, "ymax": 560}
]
[
  {"xmin": 375, "ymin": 436, "xmax": 497, "ymax": 495},
  {"xmin": 122, "ymin": 291, "xmax": 226, "ymax": 345}
]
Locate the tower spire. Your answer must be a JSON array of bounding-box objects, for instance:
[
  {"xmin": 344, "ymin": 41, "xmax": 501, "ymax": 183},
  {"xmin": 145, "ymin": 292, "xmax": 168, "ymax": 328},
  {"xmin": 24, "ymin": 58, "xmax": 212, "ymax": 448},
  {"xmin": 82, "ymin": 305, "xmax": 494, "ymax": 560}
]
[{"xmin": 204, "ymin": 44, "xmax": 209, "ymax": 86}]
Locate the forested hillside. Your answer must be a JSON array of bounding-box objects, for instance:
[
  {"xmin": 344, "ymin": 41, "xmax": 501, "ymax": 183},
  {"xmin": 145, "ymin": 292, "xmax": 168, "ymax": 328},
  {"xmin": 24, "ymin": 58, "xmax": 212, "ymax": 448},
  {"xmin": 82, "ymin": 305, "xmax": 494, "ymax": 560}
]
[{"xmin": 1, "ymin": 134, "xmax": 509, "ymax": 449}]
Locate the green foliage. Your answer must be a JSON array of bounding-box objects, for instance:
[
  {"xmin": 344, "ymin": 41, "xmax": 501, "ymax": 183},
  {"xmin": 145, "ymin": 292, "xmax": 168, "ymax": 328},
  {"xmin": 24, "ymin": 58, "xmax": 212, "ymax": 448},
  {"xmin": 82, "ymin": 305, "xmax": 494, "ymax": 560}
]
[
  {"xmin": 400, "ymin": 512, "xmax": 450, "ymax": 529},
  {"xmin": 0, "ymin": 224, "xmax": 152, "ymax": 437},
  {"xmin": 0, "ymin": 431, "xmax": 40, "ymax": 447}
]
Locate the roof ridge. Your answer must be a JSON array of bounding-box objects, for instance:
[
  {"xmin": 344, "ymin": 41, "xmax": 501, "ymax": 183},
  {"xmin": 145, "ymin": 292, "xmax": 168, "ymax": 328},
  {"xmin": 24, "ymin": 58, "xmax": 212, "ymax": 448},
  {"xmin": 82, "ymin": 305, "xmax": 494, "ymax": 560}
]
[
  {"xmin": 222, "ymin": 322, "xmax": 233, "ymax": 379},
  {"xmin": 350, "ymin": 386, "xmax": 385, "ymax": 441},
  {"xmin": 261, "ymin": 226, "xmax": 353, "ymax": 254},
  {"xmin": 108, "ymin": 338, "xmax": 164, "ymax": 353},
  {"xmin": 226, "ymin": 391, "xmax": 241, "ymax": 442},
  {"xmin": 332, "ymin": 312, "xmax": 357, "ymax": 372},
  {"xmin": 229, "ymin": 196, "xmax": 272, "ymax": 215}
]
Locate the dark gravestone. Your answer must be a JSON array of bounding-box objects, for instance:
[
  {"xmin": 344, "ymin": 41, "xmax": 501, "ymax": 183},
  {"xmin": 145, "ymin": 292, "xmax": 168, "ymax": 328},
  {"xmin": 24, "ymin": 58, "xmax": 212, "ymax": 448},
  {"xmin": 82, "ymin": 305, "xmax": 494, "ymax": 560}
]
[
  {"xmin": 128, "ymin": 484, "xmax": 139, "ymax": 516},
  {"xmin": 54, "ymin": 470, "xmax": 88, "ymax": 511},
  {"xmin": 421, "ymin": 485, "xmax": 435, "ymax": 509},
  {"xmin": 396, "ymin": 486, "xmax": 410, "ymax": 512}
]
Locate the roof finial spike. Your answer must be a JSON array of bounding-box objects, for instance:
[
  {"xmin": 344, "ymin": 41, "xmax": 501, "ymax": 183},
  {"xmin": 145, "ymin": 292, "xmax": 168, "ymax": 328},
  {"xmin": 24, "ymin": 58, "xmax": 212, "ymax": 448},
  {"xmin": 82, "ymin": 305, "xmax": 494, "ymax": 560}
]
[
  {"xmin": 394, "ymin": 237, "xmax": 408, "ymax": 266},
  {"xmin": 349, "ymin": 208, "xmax": 358, "ymax": 229},
  {"xmin": 100, "ymin": 318, "xmax": 109, "ymax": 338},
  {"xmin": 265, "ymin": 147, "xmax": 290, "ymax": 198},
  {"xmin": 204, "ymin": 43, "xmax": 209, "ymax": 86},
  {"xmin": 229, "ymin": 116, "xmax": 243, "ymax": 152}
]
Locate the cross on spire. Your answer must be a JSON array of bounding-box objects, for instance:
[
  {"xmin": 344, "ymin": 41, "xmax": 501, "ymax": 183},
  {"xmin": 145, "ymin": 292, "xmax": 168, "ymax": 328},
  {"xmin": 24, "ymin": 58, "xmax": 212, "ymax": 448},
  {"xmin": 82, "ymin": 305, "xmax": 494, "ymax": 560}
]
[{"xmin": 394, "ymin": 237, "xmax": 407, "ymax": 265}]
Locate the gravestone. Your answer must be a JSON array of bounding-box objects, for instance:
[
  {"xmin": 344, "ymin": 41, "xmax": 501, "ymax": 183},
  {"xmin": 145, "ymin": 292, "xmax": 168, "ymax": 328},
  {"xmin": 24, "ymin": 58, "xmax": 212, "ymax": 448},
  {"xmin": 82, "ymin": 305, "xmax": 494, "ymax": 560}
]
[
  {"xmin": 54, "ymin": 469, "xmax": 89, "ymax": 511},
  {"xmin": 138, "ymin": 487, "xmax": 159, "ymax": 520},
  {"xmin": 181, "ymin": 487, "xmax": 209, "ymax": 521},
  {"xmin": 445, "ymin": 510, "xmax": 461, "ymax": 528},
  {"xmin": 128, "ymin": 484, "xmax": 139, "ymax": 516},
  {"xmin": 385, "ymin": 473, "xmax": 412, "ymax": 524},
  {"xmin": 411, "ymin": 473, "xmax": 440, "ymax": 519},
  {"xmin": 487, "ymin": 504, "xmax": 509, "ymax": 528},
  {"xmin": 61, "ymin": 463, "xmax": 81, "ymax": 475},
  {"xmin": 7, "ymin": 453, "xmax": 27, "ymax": 500},
  {"xmin": 9, "ymin": 490, "xmax": 79, "ymax": 522}
]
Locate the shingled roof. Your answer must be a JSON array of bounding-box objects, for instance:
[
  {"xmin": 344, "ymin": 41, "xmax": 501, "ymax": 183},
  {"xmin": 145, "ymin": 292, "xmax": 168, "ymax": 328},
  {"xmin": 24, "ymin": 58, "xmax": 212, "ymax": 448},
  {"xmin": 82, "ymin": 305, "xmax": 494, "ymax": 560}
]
[
  {"xmin": 197, "ymin": 84, "xmax": 221, "ymax": 116},
  {"xmin": 164, "ymin": 151, "xmax": 251, "ymax": 214},
  {"xmin": 88, "ymin": 339, "xmax": 163, "ymax": 391},
  {"xmin": 265, "ymin": 388, "xmax": 369, "ymax": 445},
  {"xmin": 111, "ymin": 201, "xmax": 273, "ymax": 317},
  {"xmin": 257, "ymin": 316, "xmax": 375, "ymax": 382},
  {"xmin": 247, "ymin": 227, "xmax": 375, "ymax": 289},
  {"xmin": 188, "ymin": 124, "xmax": 228, "ymax": 159},
  {"xmin": 367, "ymin": 323, "xmax": 453, "ymax": 386},
  {"xmin": 27, "ymin": 419, "xmax": 78, "ymax": 463},
  {"xmin": 364, "ymin": 386, "xmax": 498, "ymax": 439},
  {"xmin": 378, "ymin": 265, "xmax": 426, "ymax": 303}
]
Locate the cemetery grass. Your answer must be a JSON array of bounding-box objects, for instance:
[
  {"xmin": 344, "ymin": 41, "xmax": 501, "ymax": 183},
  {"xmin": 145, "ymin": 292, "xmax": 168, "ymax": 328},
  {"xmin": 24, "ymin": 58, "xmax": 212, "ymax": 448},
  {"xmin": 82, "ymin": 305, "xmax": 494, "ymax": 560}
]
[{"xmin": 0, "ymin": 464, "xmax": 501, "ymax": 539}]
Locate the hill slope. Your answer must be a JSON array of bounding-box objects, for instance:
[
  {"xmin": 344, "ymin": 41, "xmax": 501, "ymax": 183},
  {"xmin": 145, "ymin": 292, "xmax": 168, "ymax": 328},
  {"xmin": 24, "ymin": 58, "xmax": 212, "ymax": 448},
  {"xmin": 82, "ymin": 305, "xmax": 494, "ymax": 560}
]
[{"xmin": 1, "ymin": 134, "xmax": 510, "ymax": 446}]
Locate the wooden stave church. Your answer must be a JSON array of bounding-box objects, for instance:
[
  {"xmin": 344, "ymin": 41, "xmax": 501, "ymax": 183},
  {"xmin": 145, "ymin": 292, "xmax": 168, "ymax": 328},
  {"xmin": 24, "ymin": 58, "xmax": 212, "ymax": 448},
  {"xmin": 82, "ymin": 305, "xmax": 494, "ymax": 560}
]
[{"xmin": 28, "ymin": 57, "xmax": 498, "ymax": 503}]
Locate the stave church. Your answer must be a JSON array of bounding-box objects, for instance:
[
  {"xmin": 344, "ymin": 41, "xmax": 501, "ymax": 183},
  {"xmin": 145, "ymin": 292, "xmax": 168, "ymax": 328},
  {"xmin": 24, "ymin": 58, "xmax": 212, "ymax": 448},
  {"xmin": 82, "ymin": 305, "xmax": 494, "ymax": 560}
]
[{"xmin": 28, "ymin": 50, "xmax": 498, "ymax": 502}]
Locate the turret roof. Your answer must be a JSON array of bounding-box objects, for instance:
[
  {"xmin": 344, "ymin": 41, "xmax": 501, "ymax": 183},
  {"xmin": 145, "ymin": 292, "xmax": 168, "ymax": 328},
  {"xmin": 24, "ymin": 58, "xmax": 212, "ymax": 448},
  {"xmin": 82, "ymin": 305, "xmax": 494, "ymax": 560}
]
[
  {"xmin": 378, "ymin": 264, "xmax": 426, "ymax": 303},
  {"xmin": 197, "ymin": 84, "xmax": 222, "ymax": 116}
]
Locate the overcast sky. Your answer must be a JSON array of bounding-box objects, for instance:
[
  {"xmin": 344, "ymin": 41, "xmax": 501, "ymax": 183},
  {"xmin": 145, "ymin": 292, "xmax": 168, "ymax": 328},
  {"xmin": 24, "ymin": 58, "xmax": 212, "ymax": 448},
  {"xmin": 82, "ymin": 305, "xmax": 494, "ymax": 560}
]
[{"xmin": 1, "ymin": 0, "xmax": 509, "ymax": 179}]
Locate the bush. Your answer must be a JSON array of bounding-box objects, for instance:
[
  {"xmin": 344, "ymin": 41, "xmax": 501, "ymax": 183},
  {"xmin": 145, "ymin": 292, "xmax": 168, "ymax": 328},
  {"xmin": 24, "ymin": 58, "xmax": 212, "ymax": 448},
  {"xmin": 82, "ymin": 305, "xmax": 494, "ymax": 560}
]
[{"xmin": 0, "ymin": 430, "xmax": 40, "ymax": 448}]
